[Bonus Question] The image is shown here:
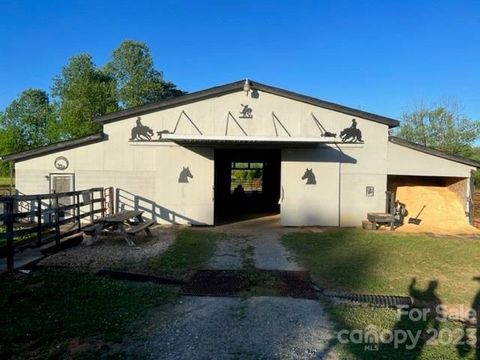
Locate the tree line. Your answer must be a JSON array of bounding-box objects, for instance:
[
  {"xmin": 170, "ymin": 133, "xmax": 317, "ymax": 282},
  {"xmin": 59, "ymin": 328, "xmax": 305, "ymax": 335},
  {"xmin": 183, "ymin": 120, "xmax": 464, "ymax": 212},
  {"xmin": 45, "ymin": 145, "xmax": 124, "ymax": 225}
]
[
  {"xmin": 397, "ymin": 100, "xmax": 480, "ymax": 185},
  {"xmin": 0, "ymin": 40, "xmax": 185, "ymax": 175}
]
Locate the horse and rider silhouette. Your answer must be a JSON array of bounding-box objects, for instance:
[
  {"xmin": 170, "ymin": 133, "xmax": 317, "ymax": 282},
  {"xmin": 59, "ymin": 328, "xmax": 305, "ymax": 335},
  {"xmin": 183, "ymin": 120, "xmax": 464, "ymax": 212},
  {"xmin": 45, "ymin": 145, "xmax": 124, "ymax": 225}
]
[
  {"xmin": 340, "ymin": 119, "xmax": 363, "ymax": 143},
  {"xmin": 302, "ymin": 168, "xmax": 317, "ymax": 185},
  {"xmin": 178, "ymin": 166, "xmax": 194, "ymax": 183},
  {"xmin": 239, "ymin": 104, "xmax": 253, "ymax": 118},
  {"xmin": 130, "ymin": 117, "xmax": 155, "ymax": 141}
]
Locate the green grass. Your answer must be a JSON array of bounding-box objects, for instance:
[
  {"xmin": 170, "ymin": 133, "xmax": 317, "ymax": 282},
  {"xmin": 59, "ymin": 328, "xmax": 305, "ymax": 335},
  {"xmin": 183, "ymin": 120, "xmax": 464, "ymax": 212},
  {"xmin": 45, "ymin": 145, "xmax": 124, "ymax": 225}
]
[
  {"xmin": 329, "ymin": 304, "xmax": 475, "ymax": 359},
  {"xmin": 0, "ymin": 224, "xmax": 37, "ymax": 247},
  {"xmin": 0, "ymin": 269, "xmax": 175, "ymax": 359},
  {"xmin": 282, "ymin": 229, "xmax": 480, "ymax": 304},
  {"xmin": 148, "ymin": 229, "xmax": 221, "ymax": 277},
  {"xmin": 283, "ymin": 229, "xmax": 480, "ymax": 359},
  {"xmin": 0, "ymin": 177, "xmax": 12, "ymax": 186}
]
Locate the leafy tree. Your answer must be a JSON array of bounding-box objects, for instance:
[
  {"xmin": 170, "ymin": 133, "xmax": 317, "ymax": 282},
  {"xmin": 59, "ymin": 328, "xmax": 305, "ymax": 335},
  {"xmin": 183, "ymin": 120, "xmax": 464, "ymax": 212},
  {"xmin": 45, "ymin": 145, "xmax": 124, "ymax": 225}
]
[
  {"xmin": 0, "ymin": 89, "xmax": 58, "ymax": 174},
  {"xmin": 104, "ymin": 40, "xmax": 185, "ymax": 108},
  {"xmin": 52, "ymin": 54, "xmax": 118, "ymax": 138},
  {"xmin": 398, "ymin": 101, "xmax": 480, "ymax": 158}
]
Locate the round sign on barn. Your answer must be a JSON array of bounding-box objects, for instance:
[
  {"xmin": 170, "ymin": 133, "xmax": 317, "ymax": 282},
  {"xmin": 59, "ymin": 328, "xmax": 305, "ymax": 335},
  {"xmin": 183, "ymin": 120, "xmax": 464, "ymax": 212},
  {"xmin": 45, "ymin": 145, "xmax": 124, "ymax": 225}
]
[{"xmin": 54, "ymin": 156, "xmax": 69, "ymax": 170}]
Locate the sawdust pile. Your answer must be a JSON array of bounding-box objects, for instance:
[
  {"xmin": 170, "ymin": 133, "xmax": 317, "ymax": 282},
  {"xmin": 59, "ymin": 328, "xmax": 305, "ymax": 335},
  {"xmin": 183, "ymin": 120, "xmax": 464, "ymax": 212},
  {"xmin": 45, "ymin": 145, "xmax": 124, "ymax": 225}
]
[{"xmin": 394, "ymin": 186, "xmax": 480, "ymax": 235}]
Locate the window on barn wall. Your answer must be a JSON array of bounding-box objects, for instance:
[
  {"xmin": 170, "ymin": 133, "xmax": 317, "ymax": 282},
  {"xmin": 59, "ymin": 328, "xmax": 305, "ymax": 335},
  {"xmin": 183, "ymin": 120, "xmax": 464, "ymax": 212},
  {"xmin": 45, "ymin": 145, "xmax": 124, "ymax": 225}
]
[{"xmin": 230, "ymin": 162, "xmax": 264, "ymax": 194}]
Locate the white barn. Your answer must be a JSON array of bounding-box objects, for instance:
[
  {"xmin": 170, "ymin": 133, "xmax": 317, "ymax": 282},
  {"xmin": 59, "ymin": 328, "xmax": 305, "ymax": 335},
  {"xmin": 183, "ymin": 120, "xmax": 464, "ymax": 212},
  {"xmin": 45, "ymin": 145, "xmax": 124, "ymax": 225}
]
[{"xmin": 3, "ymin": 80, "xmax": 479, "ymax": 227}]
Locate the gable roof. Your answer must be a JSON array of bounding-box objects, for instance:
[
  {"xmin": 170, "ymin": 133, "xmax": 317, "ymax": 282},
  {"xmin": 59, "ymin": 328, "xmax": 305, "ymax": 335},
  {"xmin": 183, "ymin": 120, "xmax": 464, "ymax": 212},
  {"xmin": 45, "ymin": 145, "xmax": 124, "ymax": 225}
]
[
  {"xmin": 1, "ymin": 133, "xmax": 107, "ymax": 162},
  {"xmin": 94, "ymin": 79, "xmax": 400, "ymax": 128},
  {"xmin": 389, "ymin": 136, "xmax": 480, "ymax": 168}
]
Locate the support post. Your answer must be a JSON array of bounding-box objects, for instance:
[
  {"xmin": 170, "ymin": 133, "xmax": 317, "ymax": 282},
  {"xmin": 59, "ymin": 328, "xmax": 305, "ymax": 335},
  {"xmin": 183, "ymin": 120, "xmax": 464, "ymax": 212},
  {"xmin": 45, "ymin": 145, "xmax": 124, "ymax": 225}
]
[
  {"xmin": 5, "ymin": 198, "xmax": 14, "ymax": 271},
  {"xmin": 9, "ymin": 162, "xmax": 14, "ymax": 196},
  {"xmin": 36, "ymin": 195, "xmax": 42, "ymax": 246},
  {"xmin": 90, "ymin": 189, "xmax": 94, "ymax": 223},
  {"xmin": 76, "ymin": 193, "xmax": 81, "ymax": 232},
  {"xmin": 101, "ymin": 188, "xmax": 105, "ymax": 218},
  {"xmin": 54, "ymin": 194, "xmax": 60, "ymax": 245}
]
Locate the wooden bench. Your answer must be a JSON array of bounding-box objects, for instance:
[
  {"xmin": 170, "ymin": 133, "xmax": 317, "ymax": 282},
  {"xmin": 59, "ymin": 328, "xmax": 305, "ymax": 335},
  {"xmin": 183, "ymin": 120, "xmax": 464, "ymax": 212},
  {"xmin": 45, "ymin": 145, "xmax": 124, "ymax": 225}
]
[
  {"xmin": 126, "ymin": 219, "xmax": 155, "ymax": 235},
  {"xmin": 124, "ymin": 219, "xmax": 155, "ymax": 246},
  {"xmin": 367, "ymin": 212, "xmax": 395, "ymax": 230},
  {"xmin": 83, "ymin": 224, "xmax": 101, "ymax": 235},
  {"xmin": 83, "ymin": 223, "xmax": 103, "ymax": 244}
]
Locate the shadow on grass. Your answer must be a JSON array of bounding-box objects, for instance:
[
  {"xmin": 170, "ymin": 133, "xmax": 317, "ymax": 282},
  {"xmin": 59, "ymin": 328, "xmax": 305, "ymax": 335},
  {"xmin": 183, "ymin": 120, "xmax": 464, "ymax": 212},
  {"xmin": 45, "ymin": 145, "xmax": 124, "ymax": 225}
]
[
  {"xmin": 282, "ymin": 229, "xmax": 381, "ymax": 292},
  {"xmin": 282, "ymin": 230, "xmax": 480, "ymax": 359},
  {"xmin": 0, "ymin": 269, "xmax": 176, "ymax": 359}
]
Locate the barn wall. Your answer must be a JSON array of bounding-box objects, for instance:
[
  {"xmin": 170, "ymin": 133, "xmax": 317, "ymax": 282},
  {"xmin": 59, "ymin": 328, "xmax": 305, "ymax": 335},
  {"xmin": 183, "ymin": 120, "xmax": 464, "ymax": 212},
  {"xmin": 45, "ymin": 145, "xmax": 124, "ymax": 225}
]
[
  {"xmin": 387, "ymin": 142, "xmax": 475, "ymax": 177},
  {"xmin": 103, "ymin": 90, "xmax": 388, "ymax": 144},
  {"xmin": 15, "ymin": 141, "xmax": 214, "ymax": 225},
  {"xmin": 13, "ymin": 88, "xmax": 478, "ymax": 227},
  {"xmin": 281, "ymin": 147, "xmax": 340, "ymax": 226}
]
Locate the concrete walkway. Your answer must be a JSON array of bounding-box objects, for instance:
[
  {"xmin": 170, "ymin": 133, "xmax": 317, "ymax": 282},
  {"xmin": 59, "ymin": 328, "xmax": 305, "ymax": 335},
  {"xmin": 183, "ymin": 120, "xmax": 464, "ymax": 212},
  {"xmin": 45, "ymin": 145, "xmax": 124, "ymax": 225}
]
[{"xmin": 134, "ymin": 215, "xmax": 337, "ymax": 359}]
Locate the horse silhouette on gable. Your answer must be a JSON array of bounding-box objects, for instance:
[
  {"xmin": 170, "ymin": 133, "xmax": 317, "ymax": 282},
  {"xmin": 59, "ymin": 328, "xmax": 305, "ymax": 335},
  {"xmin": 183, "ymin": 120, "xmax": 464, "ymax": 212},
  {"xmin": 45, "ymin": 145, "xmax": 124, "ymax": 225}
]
[
  {"xmin": 340, "ymin": 118, "xmax": 363, "ymax": 143},
  {"xmin": 301, "ymin": 168, "xmax": 317, "ymax": 185},
  {"xmin": 340, "ymin": 127, "xmax": 362, "ymax": 143},
  {"xmin": 130, "ymin": 117, "xmax": 154, "ymax": 141},
  {"xmin": 178, "ymin": 166, "xmax": 194, "ymax": 183}
]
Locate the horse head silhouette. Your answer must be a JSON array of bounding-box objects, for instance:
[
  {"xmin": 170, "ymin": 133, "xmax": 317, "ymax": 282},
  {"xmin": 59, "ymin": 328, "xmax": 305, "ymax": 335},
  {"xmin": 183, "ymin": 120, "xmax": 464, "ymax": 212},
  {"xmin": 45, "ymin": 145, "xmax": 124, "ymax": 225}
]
[
  {"xmin": 301, "ymin": 168, "xmax": 316, "ymax": 185},
  {"xmin": 178, "ymin": 166, "xmax": 194, "ymax": 183}
]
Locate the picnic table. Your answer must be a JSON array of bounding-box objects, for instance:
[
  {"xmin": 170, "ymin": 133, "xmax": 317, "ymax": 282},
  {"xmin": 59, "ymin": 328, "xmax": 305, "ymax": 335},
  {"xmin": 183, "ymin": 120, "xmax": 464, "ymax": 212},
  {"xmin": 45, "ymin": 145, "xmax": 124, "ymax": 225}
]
[{"xmin": 84, "ymin": 210, "xmax": 155, "ymax": 246}]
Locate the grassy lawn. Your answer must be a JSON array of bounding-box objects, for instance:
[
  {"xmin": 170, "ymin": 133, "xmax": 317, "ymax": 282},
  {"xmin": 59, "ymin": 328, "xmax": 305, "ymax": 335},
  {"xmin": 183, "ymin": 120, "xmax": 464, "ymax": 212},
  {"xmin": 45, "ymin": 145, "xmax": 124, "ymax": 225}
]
[
  {"xmin": 328, "ymin": 304, "xmax": 474, "ymax": 359},
  {"xmin": 283, "ymin": 229, "xmax": 480, "ymax": 304},
  {"xmin": 283, "ymin": 229, "xmax": 480, "ymax": 359},
  {"xmin": 148, "ymin": 229, "xmax": 222, "ymax": 278},
  {"xmin": 0, "ymin": 269, "xmax": 176, "ymax": 360}
]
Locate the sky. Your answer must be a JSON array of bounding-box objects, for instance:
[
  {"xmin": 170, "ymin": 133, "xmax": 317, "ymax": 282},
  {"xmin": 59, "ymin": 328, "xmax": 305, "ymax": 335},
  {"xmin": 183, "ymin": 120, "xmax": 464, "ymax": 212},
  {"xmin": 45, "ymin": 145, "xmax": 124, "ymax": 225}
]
[{"xmin": 0, "ymin": 0, "xmax": 480, "ymax": 124}]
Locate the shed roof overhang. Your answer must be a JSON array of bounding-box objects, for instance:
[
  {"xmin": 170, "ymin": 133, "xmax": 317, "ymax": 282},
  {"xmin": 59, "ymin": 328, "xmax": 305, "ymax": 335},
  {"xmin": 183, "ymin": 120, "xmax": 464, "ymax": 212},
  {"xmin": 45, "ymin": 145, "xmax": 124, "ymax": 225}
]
[{"xmin": 160, "ymin": 134, "xmax": 343, "ymax": 148}]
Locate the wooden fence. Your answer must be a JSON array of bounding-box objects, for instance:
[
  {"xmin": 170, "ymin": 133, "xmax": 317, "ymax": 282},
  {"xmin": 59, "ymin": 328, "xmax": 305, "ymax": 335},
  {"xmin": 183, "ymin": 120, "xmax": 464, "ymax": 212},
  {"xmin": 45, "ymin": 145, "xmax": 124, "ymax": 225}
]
[
  {"xmin": 0, "ymin": 187, "xmax": 110, "ymax": 271},
  {"xmin": 474, "ymin": 191, "xmax": 480, "ymax": 229}
]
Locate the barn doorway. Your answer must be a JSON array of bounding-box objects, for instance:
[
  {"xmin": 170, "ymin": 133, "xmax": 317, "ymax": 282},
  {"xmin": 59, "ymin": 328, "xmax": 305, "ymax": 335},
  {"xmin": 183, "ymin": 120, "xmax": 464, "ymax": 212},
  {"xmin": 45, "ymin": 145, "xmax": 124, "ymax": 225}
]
[{"xmin": 214, "ymin": 149, "xmax": 281, "ymax": 224}]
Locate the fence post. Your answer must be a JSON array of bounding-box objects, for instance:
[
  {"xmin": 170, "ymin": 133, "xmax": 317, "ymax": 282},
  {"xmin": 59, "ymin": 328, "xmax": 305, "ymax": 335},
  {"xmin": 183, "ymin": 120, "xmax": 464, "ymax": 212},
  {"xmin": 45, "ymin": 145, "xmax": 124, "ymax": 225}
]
[
  {"xmin": 5, "ymin": 198, "xmax": 14, "ymax": 271},
  {"xmin": 101, "ymin": 188, "xmax": 105, "ymax": 218},
  {"xmin": 90, "ymin": 189, "xmax": 94, "ymax": 223},
  {"xmin": 36, "ymin": 195, "xmax": 42, "ymax": 246},
  {"xmin": 54, "ymin": 194, "xmax": 60, "ymax": 245},
  {"xmin": 76, "ymin": 193, "xmax": 81, "ymax": 232}
]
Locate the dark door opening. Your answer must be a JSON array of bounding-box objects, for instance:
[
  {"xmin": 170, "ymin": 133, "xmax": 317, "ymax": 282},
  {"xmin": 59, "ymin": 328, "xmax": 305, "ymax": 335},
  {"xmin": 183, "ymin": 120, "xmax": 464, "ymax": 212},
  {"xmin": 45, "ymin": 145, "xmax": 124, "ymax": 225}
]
[{"xmin": 214, "ymin": 149, "xmax": 281, "ymax": 224}]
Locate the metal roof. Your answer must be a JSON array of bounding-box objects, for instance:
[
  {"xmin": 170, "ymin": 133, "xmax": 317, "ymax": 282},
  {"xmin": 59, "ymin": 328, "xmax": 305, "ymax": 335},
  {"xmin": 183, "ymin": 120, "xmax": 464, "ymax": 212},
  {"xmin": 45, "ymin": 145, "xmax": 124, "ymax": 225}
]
[
  {"xmin": 94, "ymin": 80, "xmax": 400, "ymax": 128},
  {"xmin": 1, "ymin": 133, "xmax": 107, "ymax": 162}
]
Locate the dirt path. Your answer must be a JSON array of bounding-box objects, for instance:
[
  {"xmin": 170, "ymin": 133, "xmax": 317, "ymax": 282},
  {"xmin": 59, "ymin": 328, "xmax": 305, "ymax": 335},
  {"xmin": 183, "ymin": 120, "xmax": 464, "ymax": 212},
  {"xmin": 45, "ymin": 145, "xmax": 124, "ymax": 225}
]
[{"xmin": 131, "ymin": 216, "xmax": 338, "ymax": 359}]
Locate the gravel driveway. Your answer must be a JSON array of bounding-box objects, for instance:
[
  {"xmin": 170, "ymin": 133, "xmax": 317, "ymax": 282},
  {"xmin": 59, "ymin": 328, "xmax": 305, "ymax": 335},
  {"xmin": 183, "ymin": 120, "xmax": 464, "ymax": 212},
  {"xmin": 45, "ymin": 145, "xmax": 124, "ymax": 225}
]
[
  {"xmin": 139, "ymin": 296, "xmax": 337, "ymax": 360},
  {"xmin": 131, "ymin": 216, "xmax": 338, "ymax": 359}
]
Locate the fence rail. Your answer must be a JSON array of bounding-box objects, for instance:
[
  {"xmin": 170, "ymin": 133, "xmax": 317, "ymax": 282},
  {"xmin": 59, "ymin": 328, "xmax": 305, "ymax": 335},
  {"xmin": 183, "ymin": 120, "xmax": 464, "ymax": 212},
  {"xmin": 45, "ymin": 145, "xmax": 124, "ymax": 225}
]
[
  {"xmin": 474, "ymin": 192, "xmax": 480, "ymax": 229},
  {"xmin": 0, "ymin": 187, "xmax": 112, "ymax": 271},
  {"xmin": 230, "ymin": 178, "xmax": 262, "ymax": 192}
]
